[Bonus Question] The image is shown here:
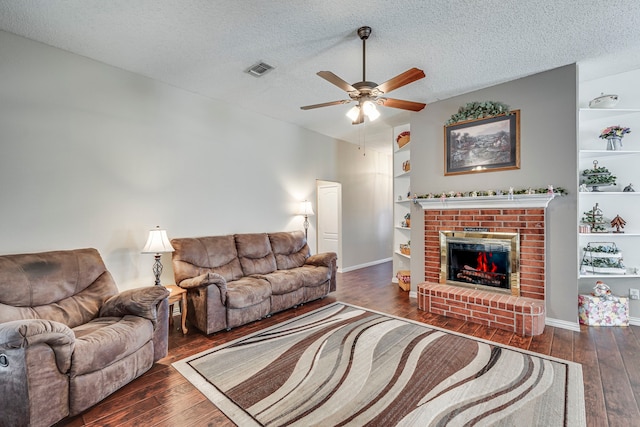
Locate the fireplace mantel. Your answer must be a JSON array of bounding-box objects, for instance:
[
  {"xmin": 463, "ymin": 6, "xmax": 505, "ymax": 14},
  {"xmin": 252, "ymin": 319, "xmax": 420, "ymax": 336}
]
[{"xmin": 414, "ymin": 194, "xmax": 557, "ymax": 210}]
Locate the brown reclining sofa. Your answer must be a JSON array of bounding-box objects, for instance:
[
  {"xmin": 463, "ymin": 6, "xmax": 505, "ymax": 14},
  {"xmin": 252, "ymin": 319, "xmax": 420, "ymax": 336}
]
[{"xmin": 171, "ymin": 230, "xmax": 337, "ymax": 334}]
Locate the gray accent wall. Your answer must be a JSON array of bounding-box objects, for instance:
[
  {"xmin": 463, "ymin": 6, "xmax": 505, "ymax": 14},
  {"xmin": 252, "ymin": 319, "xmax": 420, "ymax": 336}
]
[{"xmin": 409, "ymin": 65, "xmax": 579, "ymax": 325}]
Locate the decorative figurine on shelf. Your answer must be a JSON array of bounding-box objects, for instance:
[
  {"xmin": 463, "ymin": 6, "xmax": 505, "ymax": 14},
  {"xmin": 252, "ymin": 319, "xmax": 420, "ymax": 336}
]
[
  {"xmin": 624, "ymin": 183, "xmax": 635, "ymax": 192},
  {"xmin": 611, "ymin": 215, "xmax": 626, "ymax": 233},
  {"xmin": 548, "ymin": 185, "xmax": 554, "ymax": 195},
  {"xmin": 593, "ymin": 281, "xmax": 612, "ymax": 298},
  {"xmin": 403, "ymin": 212, "xmax": 411, "ymax": 228},
  {"xmin": 579, "ymin": 183, "xmax": 591, "ymax": 192}
]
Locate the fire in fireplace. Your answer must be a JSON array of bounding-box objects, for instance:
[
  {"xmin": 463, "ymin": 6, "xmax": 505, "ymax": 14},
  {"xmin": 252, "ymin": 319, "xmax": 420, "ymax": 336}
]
[{"xmin": 440, "ymin": 231, "xmax": 520, "ymax": 296}]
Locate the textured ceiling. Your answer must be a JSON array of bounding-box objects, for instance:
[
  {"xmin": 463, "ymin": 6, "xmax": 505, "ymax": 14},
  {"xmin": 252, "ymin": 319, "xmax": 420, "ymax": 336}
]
[{"xmin": 2, "ymin": 0, "xmax": 640, "ymax": 153}]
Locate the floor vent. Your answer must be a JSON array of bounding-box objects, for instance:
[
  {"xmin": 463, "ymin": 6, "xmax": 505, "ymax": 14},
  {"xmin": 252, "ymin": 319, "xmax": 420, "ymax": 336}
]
[{"xmin": 246, "ymin": 61, "xmax": 274, "ymax": 77}]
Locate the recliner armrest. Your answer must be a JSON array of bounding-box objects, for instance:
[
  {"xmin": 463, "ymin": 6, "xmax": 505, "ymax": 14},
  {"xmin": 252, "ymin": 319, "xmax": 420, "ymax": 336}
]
[
  {"xmin": 305, "ymin": 252, "xmax": 338, "ymax": 268},
  {"xmin": 99, "ymin": 286, "xmax": 169, "ymax": 328},
  {"xmin": 178, "ymin": 272, "xmax": 227, "ymax": 305},
  {"xmin": 0, "ymin": 319, "xmax": 75, "ymax": 373}
]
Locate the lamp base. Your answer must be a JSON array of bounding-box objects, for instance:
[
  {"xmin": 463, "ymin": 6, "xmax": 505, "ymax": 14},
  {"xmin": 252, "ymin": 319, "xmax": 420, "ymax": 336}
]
[{"xmin": 152, "ymin": 254, "xmax": 163, "ymax": 286}]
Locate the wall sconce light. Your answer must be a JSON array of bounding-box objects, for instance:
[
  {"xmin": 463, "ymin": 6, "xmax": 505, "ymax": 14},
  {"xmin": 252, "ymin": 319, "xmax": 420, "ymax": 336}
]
[
  {"xmin": 296, "ymin": 200, "xmax": 315, "ymax": 241},
  {"xmin": 141, "ymin": 226, "xmax": 175, "ymax": 286}
]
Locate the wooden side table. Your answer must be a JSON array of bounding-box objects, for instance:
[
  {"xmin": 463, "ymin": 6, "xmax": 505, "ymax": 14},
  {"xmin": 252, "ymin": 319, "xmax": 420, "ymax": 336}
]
[{"xmin": 166, "ymin": 284, "xmax": 188, "ymax": 334}]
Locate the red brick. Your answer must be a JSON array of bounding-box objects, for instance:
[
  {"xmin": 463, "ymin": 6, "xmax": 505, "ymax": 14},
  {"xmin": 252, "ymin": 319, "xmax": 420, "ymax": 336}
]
[
  {"xmin": 473, "ymin": 311, "xmax": 496, "ymax": 321},
  {"xmin": 494, "ymin": 315, "xmax": 515, "ymax": 327},
  {"xmin": 449, "ymin": 306, "xmax": 472, "ymax": 317},
  {"xmin": 493, "ymin": 308, "xmax": 516, "ymax": 318},
  {"xmin": 468, "ymin": 303, "xmax": 490, "ymax": 313},
  {"xmin": 445, "ymin": 311, "xmax": 466, "ymax": 321},
  {"xmin": 432, "ymin": 302, "xmax": 450, "ymax": 312}
]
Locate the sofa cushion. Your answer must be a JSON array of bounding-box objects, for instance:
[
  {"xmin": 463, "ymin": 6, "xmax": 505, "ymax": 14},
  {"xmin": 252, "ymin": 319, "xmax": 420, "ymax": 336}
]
[
  {"xmin": 268, "ymin": 231, "xmax": 310, "ymax": 270},
  {"xmin": 0, "ymin": 249, "xmax": 120, "ymax": 329},
  {"xmin": 171, "ymin": 236, "xmax": 244, "ymax": 284},
  {"xmin": 225, "ymin": 276, "xmax": 271, "ymax": 309},
  {"xmin": 235, "ymin": 233, "xmax": 277, "ymax": 275},
  {"xmin": 295, "ymin": 265, "xmax": 331, "ymax": 287},
  {"xmin": 256, "ymin": 270, "xmax": 305, "ymax": 295},
  {"xmin": 70, "ymin": 316, "xmax": 153, "ymax": 377}
]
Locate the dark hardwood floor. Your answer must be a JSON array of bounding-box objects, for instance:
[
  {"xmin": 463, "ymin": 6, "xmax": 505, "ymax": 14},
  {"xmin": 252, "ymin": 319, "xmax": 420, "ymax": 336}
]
[{"xmin": 59, "ymin": 262, "xmax": 640, "ymax": 426}]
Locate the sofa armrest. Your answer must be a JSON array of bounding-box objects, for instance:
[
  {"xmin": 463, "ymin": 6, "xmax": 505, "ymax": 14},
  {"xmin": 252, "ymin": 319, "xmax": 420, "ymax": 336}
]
[
  {"xmin": 305, "ymin": 252, "xmax": 338, "ymax": 268},
  {"xmin": 0, "ymin": 319, "xmax": 75, "ymax": 373},
  {"xmin": 99, "ymin": 286, "xmax": 169, "ymax": 328},
  {"xmin": 178, "ymin": 272, "xmax": 227, "ymax": 305},
  {"xmin": 306, "ymin": 252, "xmax": 338, "ymax": 292}
]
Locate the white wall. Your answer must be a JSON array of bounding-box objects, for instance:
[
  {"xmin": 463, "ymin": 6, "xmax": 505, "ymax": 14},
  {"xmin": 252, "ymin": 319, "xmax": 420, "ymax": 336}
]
[
  {"xmin": 410, "ymin": 65, "xmax": 579, "ymax": 324},
  {"xmin": 336, "ymin": 143, "xmax": 393, "ymax": 268},
  {"xmin": 0, "ymin": 31, "xmax": 392, "ymax": 290}
]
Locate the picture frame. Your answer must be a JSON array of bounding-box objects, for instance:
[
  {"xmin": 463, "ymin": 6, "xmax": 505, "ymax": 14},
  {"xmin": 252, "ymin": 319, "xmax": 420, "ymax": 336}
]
[{"xmin": 444, "ymin": 110, "xmax": 520, "ymax": 176}]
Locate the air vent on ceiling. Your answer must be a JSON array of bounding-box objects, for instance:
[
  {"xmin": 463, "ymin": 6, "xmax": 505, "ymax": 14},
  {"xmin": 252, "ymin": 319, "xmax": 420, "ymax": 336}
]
[{"xmin": 246, "ymin": 61, "xmax": 274, "ymax": 77}]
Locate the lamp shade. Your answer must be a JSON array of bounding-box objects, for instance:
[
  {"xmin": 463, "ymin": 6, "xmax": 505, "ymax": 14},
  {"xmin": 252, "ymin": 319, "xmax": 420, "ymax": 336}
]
[
  {"xmin": 296, "ymin": 200, "xmax": 315, "ymax": 216},
  {"xmin": 141, "ymin": 226, "xmax": 175, "ymax": 254}
]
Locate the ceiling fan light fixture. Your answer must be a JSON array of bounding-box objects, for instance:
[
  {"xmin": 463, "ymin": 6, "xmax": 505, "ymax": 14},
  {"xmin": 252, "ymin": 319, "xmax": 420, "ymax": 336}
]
[
  {"xmin": 362, "ymin": 101, "xmax": 379, "ymax": 120},
  {"xmin": 346, "ymin": 105, "xmax": 360, "ymax": 121}
]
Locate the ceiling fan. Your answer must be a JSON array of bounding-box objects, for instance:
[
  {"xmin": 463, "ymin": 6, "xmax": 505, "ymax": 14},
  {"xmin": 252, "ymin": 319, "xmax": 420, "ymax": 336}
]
[{"xmin": 301, "ymin": 26, "xmax": 427, "ymax": 125}]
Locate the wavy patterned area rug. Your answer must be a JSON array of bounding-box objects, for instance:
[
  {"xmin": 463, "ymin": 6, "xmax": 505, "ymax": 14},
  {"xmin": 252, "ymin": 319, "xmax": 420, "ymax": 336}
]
[{"xmin": 173, "ymin": 303, "xmax": 585, "ymax": 426}]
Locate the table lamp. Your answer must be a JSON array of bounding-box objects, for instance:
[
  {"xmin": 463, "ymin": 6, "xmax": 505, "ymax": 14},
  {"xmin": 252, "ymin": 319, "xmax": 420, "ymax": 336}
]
[{"xmin": 142, "ymin": 226, "xmax": 175, "ymax": 286}]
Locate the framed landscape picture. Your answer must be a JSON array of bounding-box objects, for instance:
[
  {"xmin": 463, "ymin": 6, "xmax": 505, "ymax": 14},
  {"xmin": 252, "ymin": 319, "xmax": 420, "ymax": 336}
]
[{"xmin": 444, "ymin": 110, "xmax": 520, "ymax": 176}]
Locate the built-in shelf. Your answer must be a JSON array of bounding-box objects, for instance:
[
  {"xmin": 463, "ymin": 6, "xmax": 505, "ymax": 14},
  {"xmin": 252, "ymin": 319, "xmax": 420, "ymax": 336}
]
[
  {"xmin": 579, "ymin": 191, "xmax": 640, "ymax": 195},
  {"xmin": 579, "ymin": 108, "xmax": 640, "ymax": 121},
  {"xmin": 580, "ymin": 274, "xmax": 640, "ymax": 279},
  {"xmin": 395, "ymin": 226, "xmax": 410, "ymax": 230},
  {"xmin": 579, "ymin": 150, "xmax": 640, "ymax": 159},
  {"xmin": 395, "ymin": 141, "xmax": 410, "ymax": 153},
  {"xmin": 394, "ymin": 251, "xmax": 410, "ymax": 259},
  {"xmin": 579, "ymin": 233, "xmax": 640, "ymax": 237},
  {"xmin": 578, "ymin": 97, "xmax": 640, "ymax": 293}
]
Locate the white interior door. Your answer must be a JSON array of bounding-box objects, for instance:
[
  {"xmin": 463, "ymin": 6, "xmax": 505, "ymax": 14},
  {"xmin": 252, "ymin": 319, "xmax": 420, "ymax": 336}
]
[{"xmin": 317, "ymin": 180, "xmax": 342, "ymax": 271}]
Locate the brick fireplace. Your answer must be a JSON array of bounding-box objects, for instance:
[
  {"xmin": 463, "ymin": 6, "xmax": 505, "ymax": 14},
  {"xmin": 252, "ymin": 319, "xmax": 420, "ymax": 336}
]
[{"xmin": 416, "ymin": 196, "xmax": 555, "ymax": 335}]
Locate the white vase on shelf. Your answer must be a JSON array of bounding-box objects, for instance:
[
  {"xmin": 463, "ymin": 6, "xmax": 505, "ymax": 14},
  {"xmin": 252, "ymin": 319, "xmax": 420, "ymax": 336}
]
[{"xmin": 606, "ymin": 136, "xmax": 623, "ymax": 151}]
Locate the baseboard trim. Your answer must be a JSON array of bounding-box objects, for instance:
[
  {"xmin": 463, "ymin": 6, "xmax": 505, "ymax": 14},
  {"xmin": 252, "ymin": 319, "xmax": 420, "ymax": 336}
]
[
  {"xmin": 340, "ymin": 257, "xmax": 392, "ymax": 273},
  {"xmin": 546, "ymin": 317, "xmax": 581, "ymax": 332},
  {"xmin": 630, "ymin": 316, "xmax": 640, "ymax": 326},
  {"xmin": 409, "ymin": 290, "xmax": 417, "ymax": 299}
]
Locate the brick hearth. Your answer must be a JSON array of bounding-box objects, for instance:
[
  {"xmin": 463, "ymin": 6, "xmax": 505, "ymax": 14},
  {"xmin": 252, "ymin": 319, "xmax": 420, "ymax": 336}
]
[
  {"xmin": 417, "ymin": 204, "xmax": 548, "ymax": 336},
  {"xmin": 417, "ymin": 283, "xmax": 545, "ymax": 335}
]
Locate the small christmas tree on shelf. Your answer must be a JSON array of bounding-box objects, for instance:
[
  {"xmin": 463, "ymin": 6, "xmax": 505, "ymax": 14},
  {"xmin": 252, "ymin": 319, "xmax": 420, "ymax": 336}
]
[
  {"xmin": 581, "ymin": 203, "xmax": 608, "ymax": 233},
  {"xmin": 611, "ymin": 215, "xmax": 626, "ymax": 233}
]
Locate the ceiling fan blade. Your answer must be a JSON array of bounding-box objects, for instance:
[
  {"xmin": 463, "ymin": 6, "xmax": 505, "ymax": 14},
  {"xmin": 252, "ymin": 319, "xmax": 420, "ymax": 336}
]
[
  {"xmin": 300, "ymin": 99, "xmax": 351, "ymax": 110},
  {"xmin": 379, "ymin": 97, "xmax": 426, "ymax": 112},
  {"xmin": 374, "ymin": 68, "xmax": 425, "ymax": 94},
  {"xmin": 317, "ymin": 71, "xmax": 358, "ymax": 93}
]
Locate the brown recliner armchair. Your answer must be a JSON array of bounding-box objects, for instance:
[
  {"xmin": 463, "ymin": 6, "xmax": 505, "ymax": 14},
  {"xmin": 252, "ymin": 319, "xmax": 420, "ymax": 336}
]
[{"xmin": 0, "ymin": 248, "xmax": 169, "ymax": 427}]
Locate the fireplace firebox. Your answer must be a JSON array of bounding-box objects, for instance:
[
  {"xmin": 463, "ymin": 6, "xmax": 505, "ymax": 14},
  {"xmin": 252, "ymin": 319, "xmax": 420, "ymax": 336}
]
[{"xmin": 440, "ymin": 231, "xmax": 520, "ymax": 296}]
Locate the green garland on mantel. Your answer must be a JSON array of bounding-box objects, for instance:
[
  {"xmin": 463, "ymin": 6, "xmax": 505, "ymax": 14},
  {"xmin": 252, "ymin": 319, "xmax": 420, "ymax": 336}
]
[
  {"xmin": 446, "ymin": 101, "xmax": 511, "ymax": 125},
  {"xmin": 414, "ymin": 186, "xmax": 568, "ymax": 200}
]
